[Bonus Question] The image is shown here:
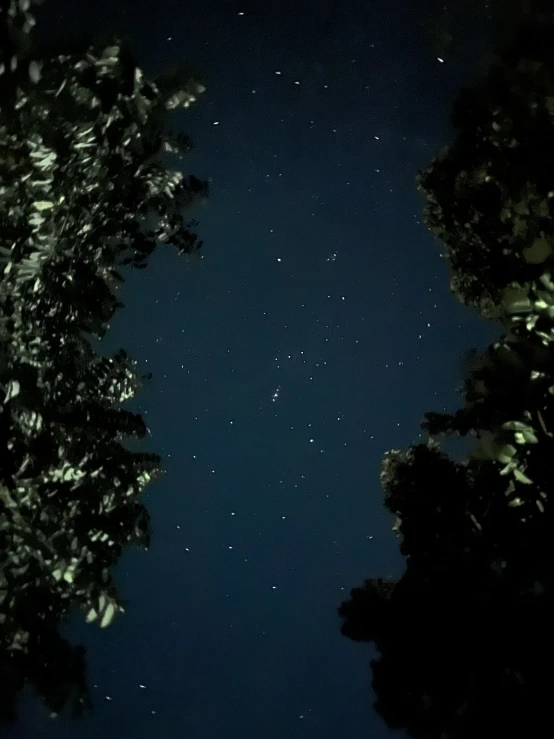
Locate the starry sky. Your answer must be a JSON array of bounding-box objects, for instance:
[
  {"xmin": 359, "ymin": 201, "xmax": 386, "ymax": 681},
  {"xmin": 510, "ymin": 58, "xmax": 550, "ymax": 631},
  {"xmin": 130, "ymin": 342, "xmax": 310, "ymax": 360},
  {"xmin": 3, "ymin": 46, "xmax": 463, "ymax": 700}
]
[{"xmin": 8, "ymin": 1, "xmax": 502, "ymax": 737}]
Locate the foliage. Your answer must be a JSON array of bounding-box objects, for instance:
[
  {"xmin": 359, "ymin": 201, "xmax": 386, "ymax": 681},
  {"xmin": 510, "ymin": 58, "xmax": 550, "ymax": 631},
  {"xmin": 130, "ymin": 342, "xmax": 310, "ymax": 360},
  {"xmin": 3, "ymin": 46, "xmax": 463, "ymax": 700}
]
[
  {"xmin": 339, "ymin": 10, "xmax": 554, "ymax": 739},
  {"xmin": 0, "ymin": 0, "xmax": 208, "ymax": 720}
]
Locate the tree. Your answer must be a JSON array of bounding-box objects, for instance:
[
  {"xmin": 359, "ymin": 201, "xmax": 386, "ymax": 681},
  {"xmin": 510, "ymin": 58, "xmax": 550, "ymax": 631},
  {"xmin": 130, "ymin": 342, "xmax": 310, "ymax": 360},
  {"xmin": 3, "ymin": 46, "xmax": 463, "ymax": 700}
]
[
  {"xmin": 0, "ymin": 0, "xmax": 208, "ymax": 721},
  {"xmin": 339, "ymin": 9, "xmax": 554, "ymax": 739}
]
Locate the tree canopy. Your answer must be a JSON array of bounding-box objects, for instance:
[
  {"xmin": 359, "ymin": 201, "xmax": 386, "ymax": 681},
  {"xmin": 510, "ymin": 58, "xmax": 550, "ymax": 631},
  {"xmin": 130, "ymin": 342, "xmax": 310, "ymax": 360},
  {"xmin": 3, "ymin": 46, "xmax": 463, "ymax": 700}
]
[
  {"xmin": 339, "ymin": 7, "xmax": 554, "ymax": 739},
  {"xmin": 0, "ymin": 0, "xmax": 208, "ymax": 720}
]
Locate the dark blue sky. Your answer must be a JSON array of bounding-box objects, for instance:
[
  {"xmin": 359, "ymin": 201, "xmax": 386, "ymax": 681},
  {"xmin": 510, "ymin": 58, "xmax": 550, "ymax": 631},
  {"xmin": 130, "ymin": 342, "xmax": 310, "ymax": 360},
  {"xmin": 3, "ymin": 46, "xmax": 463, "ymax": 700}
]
[{"xmin": 10, "ymin": 1, "xmax": 500, "ymax": 737}]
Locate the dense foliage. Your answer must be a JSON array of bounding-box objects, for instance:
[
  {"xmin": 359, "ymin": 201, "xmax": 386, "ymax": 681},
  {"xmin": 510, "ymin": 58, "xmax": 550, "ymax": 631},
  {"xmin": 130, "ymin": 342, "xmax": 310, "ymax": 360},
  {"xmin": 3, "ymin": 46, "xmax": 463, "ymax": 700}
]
[
  {"xmin": 339, "ymin": 6, "xmax": 554, "ymax": 738},
  {"xmin": 0, "ymin": 0, "xmax": 208, "ymax": 720}
]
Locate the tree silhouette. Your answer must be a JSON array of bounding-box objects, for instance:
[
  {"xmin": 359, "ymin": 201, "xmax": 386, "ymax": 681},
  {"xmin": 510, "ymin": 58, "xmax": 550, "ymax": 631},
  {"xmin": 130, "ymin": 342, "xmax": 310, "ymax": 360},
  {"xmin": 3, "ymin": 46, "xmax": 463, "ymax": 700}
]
[
  {"xmin": 0, "ymin": 0, "xmax": 208, "ymax": 722},
  {"xmin": 340, "ymin": 8, "xmax": 554, "ymax": 739}
]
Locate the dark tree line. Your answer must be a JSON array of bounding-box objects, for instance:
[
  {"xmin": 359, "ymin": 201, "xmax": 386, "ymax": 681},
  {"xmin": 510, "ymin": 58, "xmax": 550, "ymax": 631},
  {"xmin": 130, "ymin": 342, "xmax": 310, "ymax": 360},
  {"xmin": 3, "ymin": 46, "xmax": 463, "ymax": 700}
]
[
  {"xmin": 339, "ymin": 4, "xmax": 554, "ymax": 738},
  {"xmin": 0, "ymin": 0, "xmax": 208, "ymax": 721}
]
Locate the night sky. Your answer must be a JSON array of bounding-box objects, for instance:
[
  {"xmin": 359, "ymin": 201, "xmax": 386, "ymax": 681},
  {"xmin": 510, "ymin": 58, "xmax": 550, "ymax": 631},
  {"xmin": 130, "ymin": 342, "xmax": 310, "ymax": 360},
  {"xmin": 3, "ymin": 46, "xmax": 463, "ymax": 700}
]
[{"xmin": 8, "ymin": 1, "xmax": 502, "ymax": 737}]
